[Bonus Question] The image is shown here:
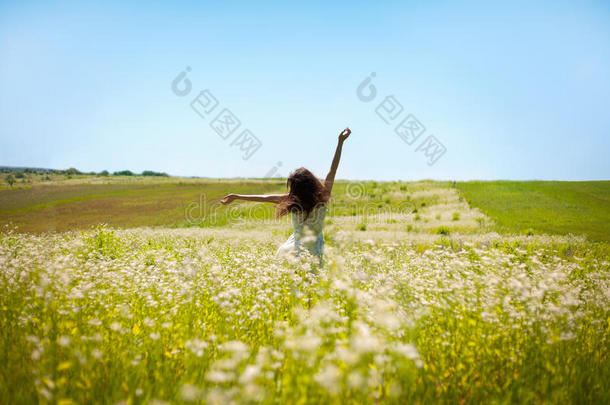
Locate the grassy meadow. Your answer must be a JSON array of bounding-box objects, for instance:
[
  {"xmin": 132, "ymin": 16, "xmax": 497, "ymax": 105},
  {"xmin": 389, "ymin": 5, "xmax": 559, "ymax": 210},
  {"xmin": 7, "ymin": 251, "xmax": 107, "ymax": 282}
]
[
  {"xmin": 457, "ymin": 181, "xmax": 610, "ymax": 242},
  {"xmin": 1, "ymin": 175, "xmax": 609, "ymax": 403}
]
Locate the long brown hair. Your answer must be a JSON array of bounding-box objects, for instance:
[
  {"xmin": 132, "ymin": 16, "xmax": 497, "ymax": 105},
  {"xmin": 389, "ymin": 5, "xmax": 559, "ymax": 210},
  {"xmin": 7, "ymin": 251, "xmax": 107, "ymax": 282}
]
[{"xmin": 276, "ymin": 167, "xmax": 329, "ymax": 219}]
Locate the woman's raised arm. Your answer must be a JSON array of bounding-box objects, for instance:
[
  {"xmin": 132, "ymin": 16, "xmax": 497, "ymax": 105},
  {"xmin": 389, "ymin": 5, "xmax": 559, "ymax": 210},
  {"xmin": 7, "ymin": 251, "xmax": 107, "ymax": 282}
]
[
  {"xmin": 220, "ymin": 193, "xmax": 287, "ymax": 205},
  {"xmin": 324, "ymin": 127, "xmax": 351, "ymax": 195}
]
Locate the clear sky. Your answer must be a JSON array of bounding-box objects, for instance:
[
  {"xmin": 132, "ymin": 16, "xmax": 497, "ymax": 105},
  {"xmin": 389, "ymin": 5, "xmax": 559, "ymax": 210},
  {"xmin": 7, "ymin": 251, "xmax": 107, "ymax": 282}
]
[{"xmin": 1, "ymin": 0, "xmax": 609, "ymax": 181}]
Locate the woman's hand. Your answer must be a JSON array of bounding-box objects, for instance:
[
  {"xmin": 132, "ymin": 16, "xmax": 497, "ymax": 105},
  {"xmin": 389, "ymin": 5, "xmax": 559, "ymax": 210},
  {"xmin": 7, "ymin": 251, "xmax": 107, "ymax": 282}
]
[
  {"xmin": 220, "ymin": 194, "xmax": 237, "ymax": 205},
  {"xmin": 339, "ymin": 127, "xmax": 351, "ymax": 142}
]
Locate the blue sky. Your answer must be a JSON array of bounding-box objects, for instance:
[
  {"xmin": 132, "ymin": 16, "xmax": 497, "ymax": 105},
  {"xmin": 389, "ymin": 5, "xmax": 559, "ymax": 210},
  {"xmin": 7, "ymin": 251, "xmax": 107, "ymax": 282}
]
[{"xmin": 1, "ymin": 0, "xmax": 609, "ymax": 180}]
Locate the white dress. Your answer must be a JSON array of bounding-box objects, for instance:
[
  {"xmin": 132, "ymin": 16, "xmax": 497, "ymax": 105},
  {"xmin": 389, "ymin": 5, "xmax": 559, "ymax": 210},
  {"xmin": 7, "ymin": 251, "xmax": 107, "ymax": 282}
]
[{"xmin": 276, "ymin": 203, "xmax": 327, "ymax": 259}]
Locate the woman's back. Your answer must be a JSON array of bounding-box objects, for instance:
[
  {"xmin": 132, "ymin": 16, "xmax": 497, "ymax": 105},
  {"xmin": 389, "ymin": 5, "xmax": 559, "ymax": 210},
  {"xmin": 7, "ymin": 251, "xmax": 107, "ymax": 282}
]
[
  {"xmin": 276, "ymin": 203, "xmax": 327, "ymax": 258},
  {"xmin": 291, "ymin": 203, "xmax": 326, "ymax": 237}
]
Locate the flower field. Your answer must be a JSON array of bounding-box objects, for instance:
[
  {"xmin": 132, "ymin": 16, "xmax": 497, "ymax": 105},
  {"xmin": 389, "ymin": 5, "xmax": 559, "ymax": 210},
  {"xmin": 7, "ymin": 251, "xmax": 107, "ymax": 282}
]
[{"xmin": 1, "ymin": 183, "xmax": 609, "ymax": 404}]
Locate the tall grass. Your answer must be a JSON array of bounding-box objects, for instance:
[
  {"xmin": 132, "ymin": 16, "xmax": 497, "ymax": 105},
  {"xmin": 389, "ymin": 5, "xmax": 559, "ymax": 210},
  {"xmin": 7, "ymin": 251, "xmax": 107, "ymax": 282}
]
[{"xmin": 1, "ymin": 224, "xmax": 608, "ymax": 403}]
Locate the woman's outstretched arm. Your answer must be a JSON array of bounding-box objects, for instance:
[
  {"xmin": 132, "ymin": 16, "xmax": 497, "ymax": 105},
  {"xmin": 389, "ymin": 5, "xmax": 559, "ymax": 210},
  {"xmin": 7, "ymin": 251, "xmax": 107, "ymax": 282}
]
[
  {"xmin": 324, "ymin": 127, "xmax": 351, "ymax": 195},
  {"xmin": 220, "ymin": 193, "xmax": 288, "ymax": 205}
]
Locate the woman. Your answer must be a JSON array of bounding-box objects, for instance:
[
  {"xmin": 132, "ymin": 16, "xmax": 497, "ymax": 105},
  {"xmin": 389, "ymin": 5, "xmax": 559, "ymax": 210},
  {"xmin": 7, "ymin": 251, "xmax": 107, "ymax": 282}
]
[{"xmin": 220, "ymin": 127, "xmax": 351, "ymax": 263}]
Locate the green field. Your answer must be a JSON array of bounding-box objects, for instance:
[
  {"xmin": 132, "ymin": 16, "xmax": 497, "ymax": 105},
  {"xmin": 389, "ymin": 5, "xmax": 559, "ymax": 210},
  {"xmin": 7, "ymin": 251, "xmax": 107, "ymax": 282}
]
[
  {"xmin": 1, "ymin": 176, "xmax": 609, "ymax": 403},
  {"xmin": 0, "ymin": 178, "xmax": 285, "ymax": 232},
  {"xmin": 457, "ymin": 181, "xmax": 610, "ymax": 242},
  {"xmin": 1, "ymin": 176, "xmax": 609, "ymax": 241}
]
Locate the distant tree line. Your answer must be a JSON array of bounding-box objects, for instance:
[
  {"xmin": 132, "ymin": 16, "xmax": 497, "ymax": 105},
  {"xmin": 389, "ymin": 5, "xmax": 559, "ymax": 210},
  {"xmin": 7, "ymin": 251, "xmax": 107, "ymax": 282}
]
[
  {"xmin": 1, "ymin": 167, "xmax": 85, "ymax": 176},
  {"xmin": 3, "ymin": 167, "xmax": 169, "ymax": 187},
  {"xmin": 1, "ymin": 167, "xmax": 169, "ymax": 177},
  {"xmin": 141, "ymin": 170, "xmax": 169, "ymax": 177},
  {"xmin": 111, "ymin": 170, "xmax": 168, "ymax": 177}
]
